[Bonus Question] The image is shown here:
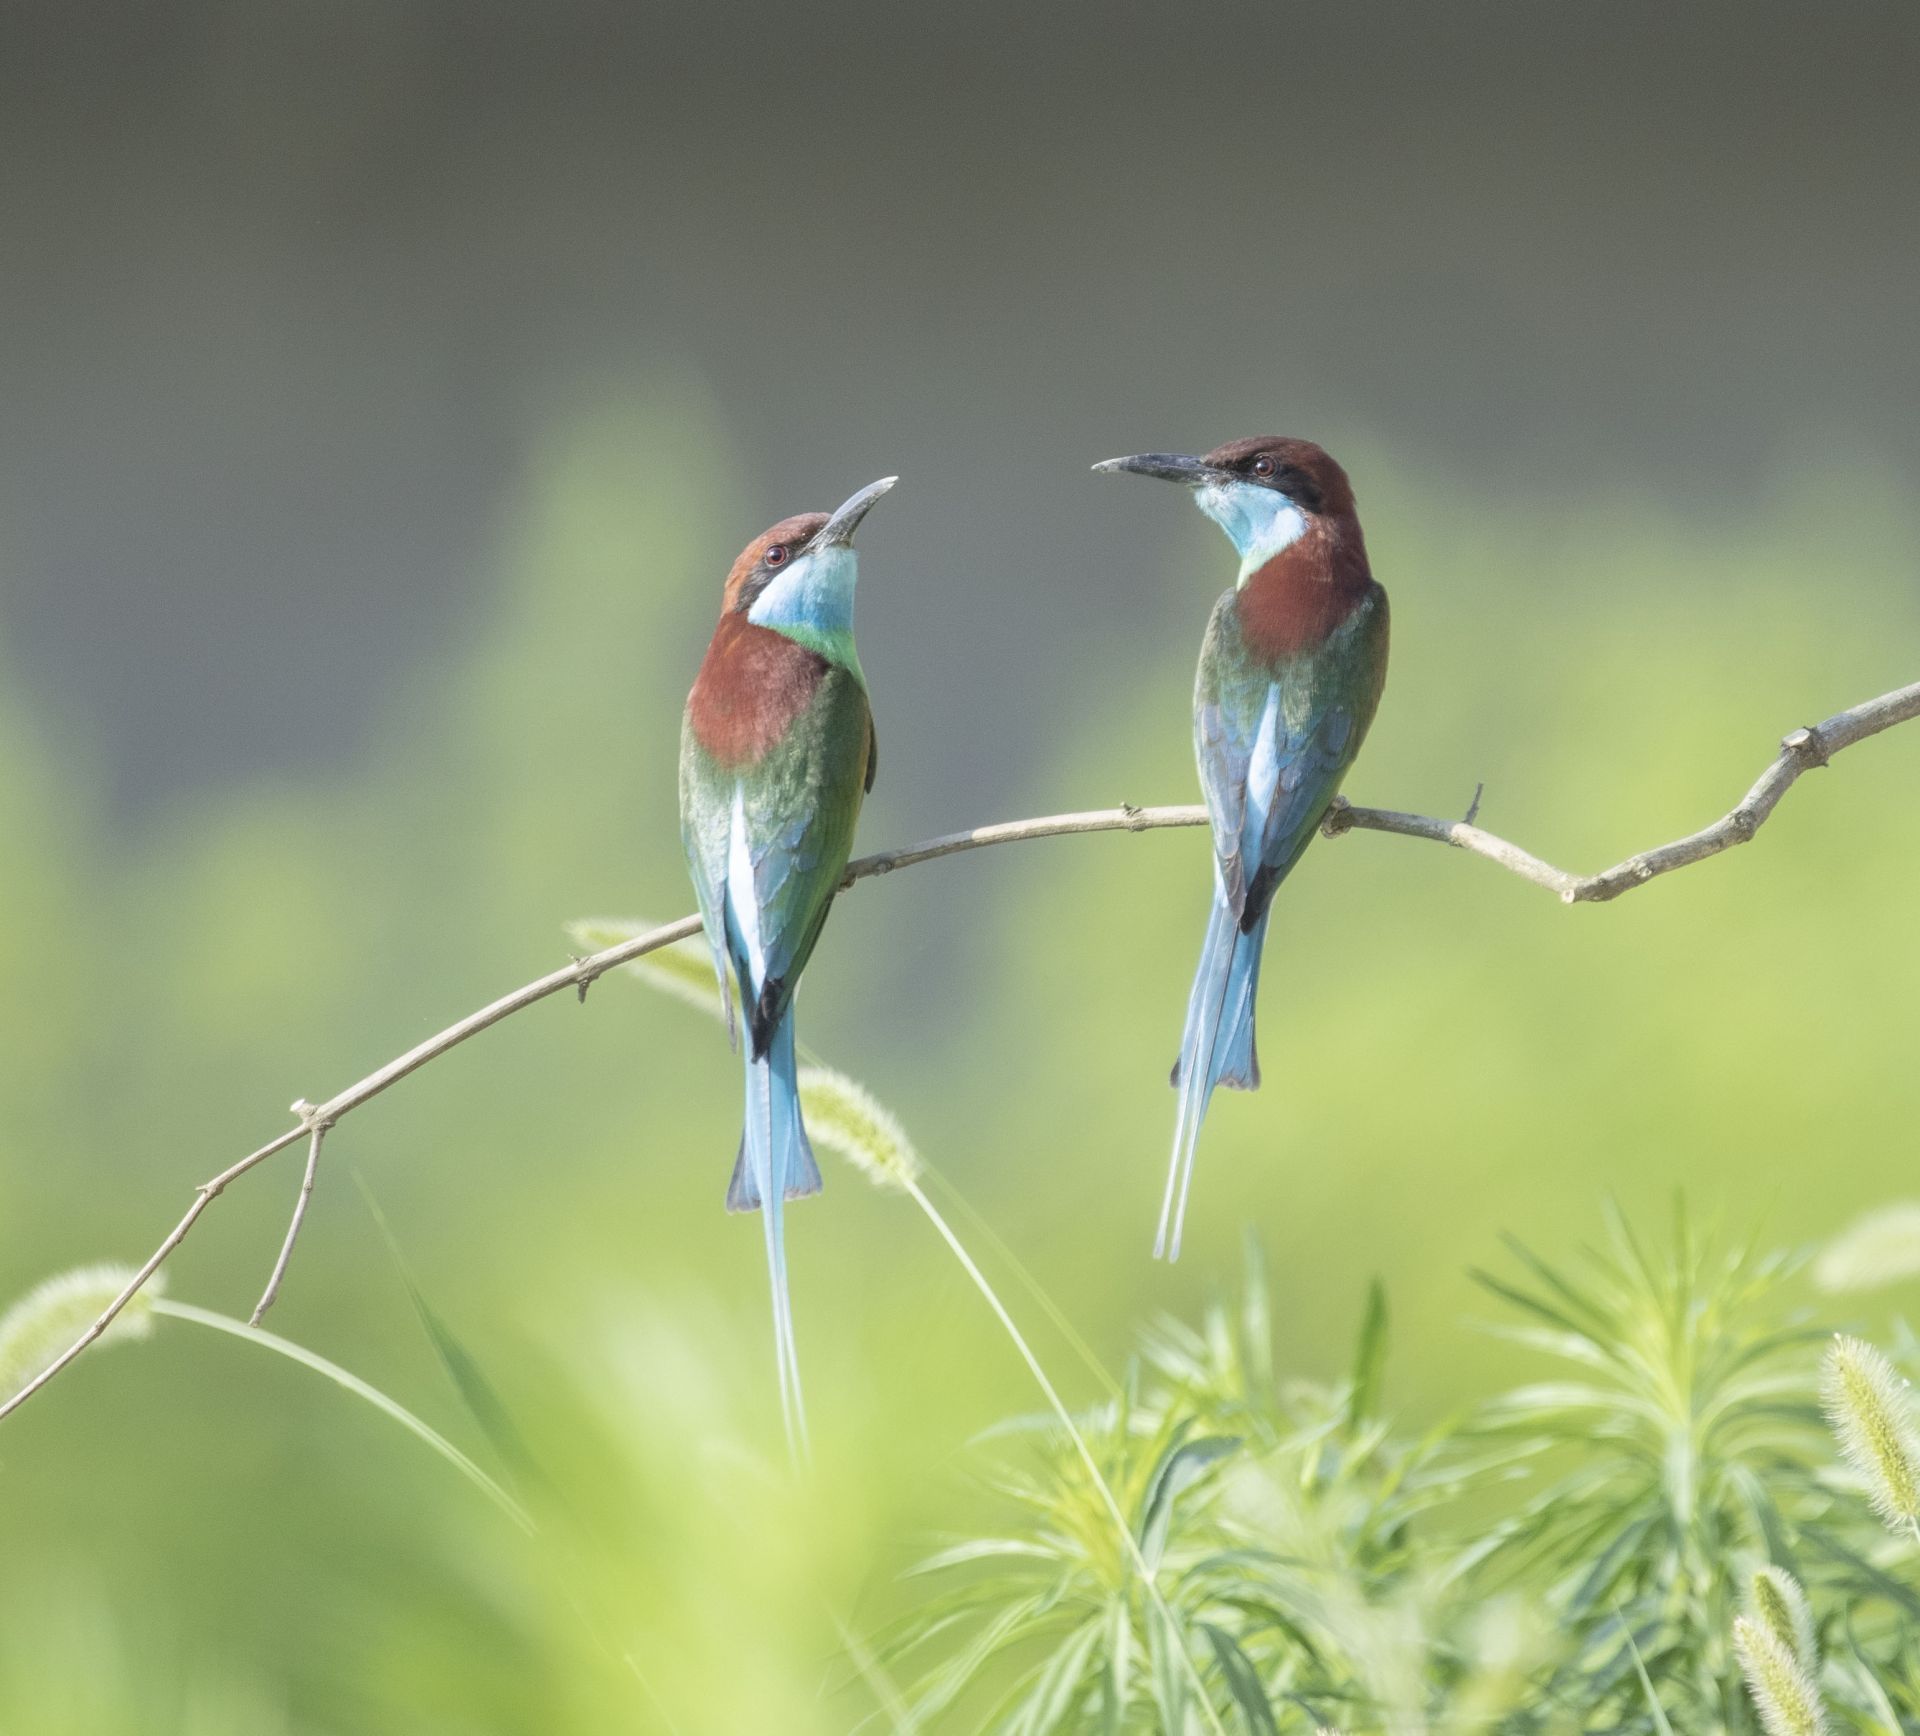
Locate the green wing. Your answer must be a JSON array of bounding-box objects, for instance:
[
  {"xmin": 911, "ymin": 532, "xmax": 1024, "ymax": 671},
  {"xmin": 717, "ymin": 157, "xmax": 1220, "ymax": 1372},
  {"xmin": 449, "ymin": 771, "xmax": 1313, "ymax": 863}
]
[
  {"xmin": 1193, "ymin": 586, "xmax": 1388, "ymax": 923},
  {"xmin": 680, "ymin": 667, "xmax": 873, "ymax": 1055}
]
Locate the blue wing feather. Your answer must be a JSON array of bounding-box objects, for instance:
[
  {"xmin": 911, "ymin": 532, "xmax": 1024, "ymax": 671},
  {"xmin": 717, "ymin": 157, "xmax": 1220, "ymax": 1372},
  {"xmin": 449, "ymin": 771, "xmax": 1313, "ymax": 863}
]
[
  {"xmin": 1161, "ymin": 593, "xmax": 1376, "ymax": 1261},
  {"xmin": 1194, "ymin": 623, "xmax": 1354, "ymax": 924}
]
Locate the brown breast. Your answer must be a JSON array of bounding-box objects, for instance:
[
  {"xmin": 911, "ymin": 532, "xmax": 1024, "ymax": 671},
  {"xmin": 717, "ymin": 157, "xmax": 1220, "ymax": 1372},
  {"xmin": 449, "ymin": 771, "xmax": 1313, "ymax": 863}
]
[
  {"xmin": 685, "ymin": 614, "xmax": 828, "ymax": 766},
  {"xmin": 1236, "ymin": 515, "xmax": 1376, "ymax": 661}
]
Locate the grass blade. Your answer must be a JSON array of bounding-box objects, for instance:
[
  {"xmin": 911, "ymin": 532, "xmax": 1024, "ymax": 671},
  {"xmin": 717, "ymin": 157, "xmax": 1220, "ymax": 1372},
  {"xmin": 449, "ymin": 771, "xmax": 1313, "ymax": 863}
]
[{"xmin": 152, "ymin": 1298, "xmax": 533, "ymax": 1534}]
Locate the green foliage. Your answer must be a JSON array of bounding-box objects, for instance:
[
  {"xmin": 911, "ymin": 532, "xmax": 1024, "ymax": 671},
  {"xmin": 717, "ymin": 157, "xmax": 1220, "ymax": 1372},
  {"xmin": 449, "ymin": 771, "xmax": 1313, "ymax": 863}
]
[
  {"xmin": 1465, "ymin": 1206, "xmax": 1830, "ymax": 1724},
  {"xmin": 901, "ymin": 1220, "xmax": 1920, "ymax": 1732}
]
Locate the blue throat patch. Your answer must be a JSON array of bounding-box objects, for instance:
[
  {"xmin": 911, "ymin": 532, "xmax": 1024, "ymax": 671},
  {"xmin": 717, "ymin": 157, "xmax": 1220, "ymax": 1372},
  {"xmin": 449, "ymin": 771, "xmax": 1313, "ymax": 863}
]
[
  {"xmin": 1194, "ymin": 479, "xmax": 1308, "ymax": 584},
  {"xmin": 747, "ymin": 545, "xmax": 864, "ymax": 674}
]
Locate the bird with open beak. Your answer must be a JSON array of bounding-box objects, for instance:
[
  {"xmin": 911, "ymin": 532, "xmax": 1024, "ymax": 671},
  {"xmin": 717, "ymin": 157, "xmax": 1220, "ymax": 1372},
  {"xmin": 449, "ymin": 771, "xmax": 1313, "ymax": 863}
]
[
  {"xmin": 679, "ymin": 475, "xmax": 894, "ymax": 1453},
  {"xmin": 1094, "ymin": 438, "xmax": 1389, "ymax": 1261}
]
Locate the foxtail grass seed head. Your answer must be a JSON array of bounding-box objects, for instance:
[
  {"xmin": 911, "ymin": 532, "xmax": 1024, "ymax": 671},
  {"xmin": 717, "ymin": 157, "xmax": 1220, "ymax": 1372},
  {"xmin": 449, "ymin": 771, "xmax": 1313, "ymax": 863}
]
[
  {"xmin": 1821, "ymin": 1334, "xmax": 1920, "ymax": 1532},
  {"xmin": 1747, "ymin": 1566, "xmax": 1816, "ymax": 1673},
  {"xmin": 566, "ymin": 917, "xmax": 730, "ymax": 1023},
  {"xmin": 797, "ymin": 1067, "xmax": 921, "ymax": 1193},
  {"xmin": 0, "ymin": 1265, "xmax": 163, "ymax": 1404},
  {"xmin": 1813, "ymin": 1202, "xmax": 1920, "ymax": 1293},
  {"xmin": 1733, "ymin": 1614, "xmax": 1829, "ymax": 1736}
]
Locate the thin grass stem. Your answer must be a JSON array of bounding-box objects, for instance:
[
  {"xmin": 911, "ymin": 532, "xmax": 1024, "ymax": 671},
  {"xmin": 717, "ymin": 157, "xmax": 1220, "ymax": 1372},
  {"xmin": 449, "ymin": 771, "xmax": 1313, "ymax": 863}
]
[
  {"xmin": 920, "ymin": 1161, "xmax": 1120, "ymax": 1400},
  {"xmin": 619, "ymin": 1652, "xmax": 688, "ymax": 1736},
  {"xmin": 899, "ymin": 1177, "xmax": 1229, "ymax": 1736},
  {"xmin": 152, "ymin": 1298, "xmax": 534, "ymax": 1534},
  {"xmin": 1616, "ymin": 1602, "xmax": 1678, "ymax": 1736},
  {"xmin": 833, "ymin": 1612, "xmax": 921, "ymax": 1734}
]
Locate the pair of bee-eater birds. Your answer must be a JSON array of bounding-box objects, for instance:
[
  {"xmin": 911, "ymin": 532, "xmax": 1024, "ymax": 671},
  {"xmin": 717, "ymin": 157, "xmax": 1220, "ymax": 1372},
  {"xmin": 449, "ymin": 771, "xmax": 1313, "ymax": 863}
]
[{"xmin": 680, "ymin": 436, "xmax": 1389, "ymax": 1445}]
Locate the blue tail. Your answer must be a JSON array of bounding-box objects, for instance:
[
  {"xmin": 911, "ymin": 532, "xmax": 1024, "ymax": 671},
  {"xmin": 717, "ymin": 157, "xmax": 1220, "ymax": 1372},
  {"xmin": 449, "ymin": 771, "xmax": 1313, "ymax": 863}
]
[
  {"xmin": 1158, "ymin": 896, "xmax": 1271, "ymax": 1262},
  {"xmin": 725, "ymin": 1008, "xmax": 822, "ymax": 1460}
]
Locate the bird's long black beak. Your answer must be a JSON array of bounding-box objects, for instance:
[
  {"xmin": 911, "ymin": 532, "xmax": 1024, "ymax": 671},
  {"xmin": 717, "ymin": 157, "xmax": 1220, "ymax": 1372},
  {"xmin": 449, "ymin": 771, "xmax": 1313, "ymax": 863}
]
[
  {"xmin": 1091, "ymin": 452, "xmax": 1216, "ymax": 486},
  {"xmin": 816, "ymin": 475, "xmax": 898, "ymax": 548}
]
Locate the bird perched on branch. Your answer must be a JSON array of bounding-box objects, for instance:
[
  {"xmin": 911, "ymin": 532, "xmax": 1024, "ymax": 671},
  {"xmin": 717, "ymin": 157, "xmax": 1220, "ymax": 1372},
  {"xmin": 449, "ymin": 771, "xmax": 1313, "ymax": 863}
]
[
  {"xmin": 679, "ymin": 476, "xmax": 894, "ymax": 1453},
  {"xmin": 1094, "ymin": 439, "xmax": 1389, "ymax": 1261}
]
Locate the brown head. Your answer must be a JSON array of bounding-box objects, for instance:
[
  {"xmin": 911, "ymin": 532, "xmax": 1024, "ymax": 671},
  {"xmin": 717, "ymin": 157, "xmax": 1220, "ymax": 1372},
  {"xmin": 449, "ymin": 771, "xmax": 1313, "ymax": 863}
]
[
  {"xmin": 721, "ymin": 512, "xmax": 831, "ymax": 614},
  {"xmin": 716, "ymin": 475, "xmax": 899, "ymax": 619},
  {"xmin": 1093, "ymin": 434, "xmax": 1357, "ymax": 524},
  {"xmin": 1196, "ymin": 436, "xmax": 1356, "ymax": 519}
]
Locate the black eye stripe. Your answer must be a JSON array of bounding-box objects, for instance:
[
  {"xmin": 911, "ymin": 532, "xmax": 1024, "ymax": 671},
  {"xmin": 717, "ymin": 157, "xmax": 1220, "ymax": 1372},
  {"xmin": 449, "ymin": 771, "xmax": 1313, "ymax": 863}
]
[
  {"xmin": 733, "ymin": 536, "xmax": 811, "ymax": 611},
  {"xmin": 1241, "ymin": 456, "xmax": 1324, "ymax": 512}
]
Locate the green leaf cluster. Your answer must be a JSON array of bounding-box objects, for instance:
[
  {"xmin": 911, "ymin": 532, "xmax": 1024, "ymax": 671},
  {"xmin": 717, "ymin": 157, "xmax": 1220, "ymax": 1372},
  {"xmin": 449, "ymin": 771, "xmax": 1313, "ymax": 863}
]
[{"xmin": 896, "ymin": 1212, "xmax": 1920, "ymax": 1733}]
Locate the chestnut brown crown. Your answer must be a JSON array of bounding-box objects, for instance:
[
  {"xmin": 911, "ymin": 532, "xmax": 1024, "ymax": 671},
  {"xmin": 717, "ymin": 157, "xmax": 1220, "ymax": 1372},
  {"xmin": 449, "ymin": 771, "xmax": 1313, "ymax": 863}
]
[
  {"xmin": 1201, "ymin": 436, "xmax": 1356, "ymax": 518},
  {"xmin": 720, "ymin": 511, "xmax": 831, "ymax": 614}
]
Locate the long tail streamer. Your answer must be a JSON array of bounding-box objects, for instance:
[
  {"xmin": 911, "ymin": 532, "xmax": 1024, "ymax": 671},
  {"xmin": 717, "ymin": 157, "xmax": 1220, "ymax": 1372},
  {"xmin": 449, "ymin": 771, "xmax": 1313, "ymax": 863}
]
[
  {"xmin": 729, "ymin": 1008, "xmax": 822, "ymax": 1459},
  {"xmin": 1159, "ymin": 897, "xmax": 1269, "ymax": 1261}
]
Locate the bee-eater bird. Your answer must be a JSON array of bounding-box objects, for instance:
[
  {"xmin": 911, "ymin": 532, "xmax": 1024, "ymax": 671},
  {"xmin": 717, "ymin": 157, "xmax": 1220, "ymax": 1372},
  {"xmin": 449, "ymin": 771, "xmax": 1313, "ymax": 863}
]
[
  {"xmin": 1093, "ymin": 438, "xmax": 1389, "ymax": 1262},
  {"xmin": 679, "ymin": 475, "xmax": 894, "ymax": 1453}
]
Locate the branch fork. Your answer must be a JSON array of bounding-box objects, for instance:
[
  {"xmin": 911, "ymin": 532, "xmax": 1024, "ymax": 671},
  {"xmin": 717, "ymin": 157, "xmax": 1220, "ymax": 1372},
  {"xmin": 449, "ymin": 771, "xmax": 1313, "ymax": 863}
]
[{"xmin": 248, "ymin": 1101, "xmax": 333, "ymax": 1327}]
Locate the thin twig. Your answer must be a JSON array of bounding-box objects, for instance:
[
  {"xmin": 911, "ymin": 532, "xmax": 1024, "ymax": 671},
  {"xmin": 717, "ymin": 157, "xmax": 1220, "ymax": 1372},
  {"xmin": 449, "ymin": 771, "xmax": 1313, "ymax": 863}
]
[
  {"xmin": 249, "ymin": 1109, "xmax": 328, "ymax": 1326},
  {"xmin": 1322, "ymin": 679, "xmax": 1920, "ymax": 904},
  {"xmin": 1, "ymin": 677, "xmax": 1914, "ymax": 1425}
]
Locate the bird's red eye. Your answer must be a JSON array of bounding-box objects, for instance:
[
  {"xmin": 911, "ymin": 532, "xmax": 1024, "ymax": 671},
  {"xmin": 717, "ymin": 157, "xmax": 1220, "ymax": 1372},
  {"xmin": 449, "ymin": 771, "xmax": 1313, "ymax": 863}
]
[
  {"xmin": 765, "ymin": 544, "xmax": 789, "ymax": 567},
  {"xmin": 1251, "ymin": 455, "xmax": 1276, "ymax": 478}
]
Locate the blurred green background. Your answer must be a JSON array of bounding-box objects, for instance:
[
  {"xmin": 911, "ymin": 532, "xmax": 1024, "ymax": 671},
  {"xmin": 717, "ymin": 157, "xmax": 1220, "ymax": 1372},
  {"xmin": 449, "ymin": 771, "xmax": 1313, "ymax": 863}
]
[{"xmin": 1, "ymin": 3, "xmax": 1917, "ymax": 1730}]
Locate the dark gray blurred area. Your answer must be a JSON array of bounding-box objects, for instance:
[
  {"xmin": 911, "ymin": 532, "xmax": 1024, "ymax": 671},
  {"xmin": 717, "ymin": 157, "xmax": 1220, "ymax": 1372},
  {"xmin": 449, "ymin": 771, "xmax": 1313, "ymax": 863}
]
[{"xmin": 2, "ymin": 1, "xmax": 1915, "ymax": 815}]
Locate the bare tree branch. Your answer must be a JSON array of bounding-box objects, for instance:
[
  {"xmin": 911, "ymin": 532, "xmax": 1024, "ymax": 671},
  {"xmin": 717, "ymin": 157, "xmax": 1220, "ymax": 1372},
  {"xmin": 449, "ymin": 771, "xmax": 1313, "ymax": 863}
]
[
  {"xmin": 1323, "ymin": 679, "xmax": 1920, "ymax": 902},
  {"xmin": 249, "ymin": 1112, "xmax": 329, "ymax": 1326},
  {"xmin": 1, "ymin": 678, "xmax": 1913, "ymax": 1424}
]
